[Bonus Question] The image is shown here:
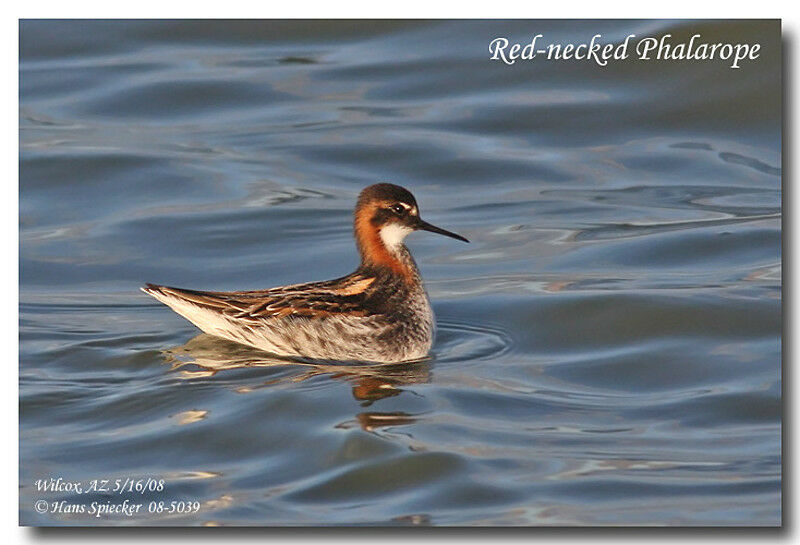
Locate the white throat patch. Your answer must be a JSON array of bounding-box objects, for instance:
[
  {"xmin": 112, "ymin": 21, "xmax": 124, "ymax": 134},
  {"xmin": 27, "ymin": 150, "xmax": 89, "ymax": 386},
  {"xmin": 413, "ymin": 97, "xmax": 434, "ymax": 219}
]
[{"xmin": 380, "ymin": 223, "xmax": 413, "ymax": 251}]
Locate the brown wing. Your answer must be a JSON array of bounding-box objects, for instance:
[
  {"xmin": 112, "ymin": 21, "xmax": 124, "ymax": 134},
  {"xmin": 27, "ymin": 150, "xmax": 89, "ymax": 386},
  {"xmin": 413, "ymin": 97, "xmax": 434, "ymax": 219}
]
[{"xmin": 143, "ymin": 274, "xmax": 377, "ymax": 323}]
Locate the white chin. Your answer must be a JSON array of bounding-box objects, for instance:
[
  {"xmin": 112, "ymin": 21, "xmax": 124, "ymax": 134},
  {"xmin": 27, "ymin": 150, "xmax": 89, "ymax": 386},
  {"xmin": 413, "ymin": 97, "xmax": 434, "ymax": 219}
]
[{"xmin": 380, "ymin": 224, "xmax": 413, "ymax": 250}]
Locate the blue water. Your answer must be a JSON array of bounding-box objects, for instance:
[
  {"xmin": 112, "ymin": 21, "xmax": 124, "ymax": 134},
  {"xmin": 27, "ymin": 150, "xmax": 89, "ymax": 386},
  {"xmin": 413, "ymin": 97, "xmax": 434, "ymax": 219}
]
[{"xmin": 20, "ymin": 19, "xmax": 781, "ymax": 526}]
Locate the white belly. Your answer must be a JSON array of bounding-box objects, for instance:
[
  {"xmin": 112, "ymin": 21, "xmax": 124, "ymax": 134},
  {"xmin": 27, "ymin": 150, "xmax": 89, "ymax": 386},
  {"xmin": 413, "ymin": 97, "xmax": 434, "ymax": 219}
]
[{"xmin": 153, "ymin": 293, "xmax": 433, "ymax": 363}]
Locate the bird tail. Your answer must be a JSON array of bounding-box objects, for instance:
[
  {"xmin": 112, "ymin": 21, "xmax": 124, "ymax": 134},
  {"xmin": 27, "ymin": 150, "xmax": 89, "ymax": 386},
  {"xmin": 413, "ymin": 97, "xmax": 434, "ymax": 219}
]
[{"xmin": 141, "ymin": 282, "xmax": 238, "ymax": 338}]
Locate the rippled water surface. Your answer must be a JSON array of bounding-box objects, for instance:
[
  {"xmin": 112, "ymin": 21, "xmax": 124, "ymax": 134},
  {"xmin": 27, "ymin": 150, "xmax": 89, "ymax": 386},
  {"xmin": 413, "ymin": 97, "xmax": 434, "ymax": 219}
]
[{"xmin": 20, "ymin": 20, "xmax": 781, "ymax": 526}]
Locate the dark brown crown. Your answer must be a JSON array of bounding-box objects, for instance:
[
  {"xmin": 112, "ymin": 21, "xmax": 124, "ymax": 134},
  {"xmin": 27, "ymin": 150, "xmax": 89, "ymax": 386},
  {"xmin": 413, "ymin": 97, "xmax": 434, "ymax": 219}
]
[{"xmin": 356, "ymin": 183, "xmax": 417, "ymax": 210}]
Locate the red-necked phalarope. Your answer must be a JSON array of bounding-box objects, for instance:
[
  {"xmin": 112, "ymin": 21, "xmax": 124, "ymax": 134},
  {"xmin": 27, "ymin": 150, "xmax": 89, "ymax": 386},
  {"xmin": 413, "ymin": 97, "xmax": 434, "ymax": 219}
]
[{"xmin": 142, "ymin": 183, "xmax": 468, "ymax": 363}]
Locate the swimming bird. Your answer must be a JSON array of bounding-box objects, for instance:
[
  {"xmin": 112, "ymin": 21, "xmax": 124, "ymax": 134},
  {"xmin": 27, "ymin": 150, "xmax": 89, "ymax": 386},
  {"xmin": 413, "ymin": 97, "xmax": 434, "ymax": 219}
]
[{"xmin": 142, "ymin": 183, "xmax": 468, "ymax": 363}]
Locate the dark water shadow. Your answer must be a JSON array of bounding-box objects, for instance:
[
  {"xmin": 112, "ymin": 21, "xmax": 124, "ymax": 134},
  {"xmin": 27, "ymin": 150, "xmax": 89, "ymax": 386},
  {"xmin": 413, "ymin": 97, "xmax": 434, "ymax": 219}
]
[{"xmin": 780, "ymin": 27, "xmax": 790, "ymax": 534}]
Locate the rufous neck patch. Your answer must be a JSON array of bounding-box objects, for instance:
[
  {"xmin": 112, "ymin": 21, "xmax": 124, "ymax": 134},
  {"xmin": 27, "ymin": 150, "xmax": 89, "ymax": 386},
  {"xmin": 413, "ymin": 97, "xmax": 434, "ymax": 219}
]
[{"xmin": 354, "ymin": 205, "xmax": 413, "ymax": 280}]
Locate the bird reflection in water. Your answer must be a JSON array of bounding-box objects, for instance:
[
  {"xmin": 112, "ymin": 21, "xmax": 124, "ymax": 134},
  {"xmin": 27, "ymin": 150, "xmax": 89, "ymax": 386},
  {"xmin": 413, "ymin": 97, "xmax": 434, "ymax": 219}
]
[{"xmin": 160, "ymin": 334, "xmax": 429, "ymax": 431}]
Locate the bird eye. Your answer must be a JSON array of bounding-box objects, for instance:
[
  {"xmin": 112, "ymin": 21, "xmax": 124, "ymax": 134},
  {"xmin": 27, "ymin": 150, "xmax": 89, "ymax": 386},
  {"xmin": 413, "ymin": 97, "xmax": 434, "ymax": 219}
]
[{"xmin": 391, "ymin": 203, "xmax": 406, "ymax": 215}]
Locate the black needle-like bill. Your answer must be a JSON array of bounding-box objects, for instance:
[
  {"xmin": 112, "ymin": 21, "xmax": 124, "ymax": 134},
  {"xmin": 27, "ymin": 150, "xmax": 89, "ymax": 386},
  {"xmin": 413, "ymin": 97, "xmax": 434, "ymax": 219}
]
[{"xmin": 415, "ymin": 218, "xmax": 469, "ymax": 243}]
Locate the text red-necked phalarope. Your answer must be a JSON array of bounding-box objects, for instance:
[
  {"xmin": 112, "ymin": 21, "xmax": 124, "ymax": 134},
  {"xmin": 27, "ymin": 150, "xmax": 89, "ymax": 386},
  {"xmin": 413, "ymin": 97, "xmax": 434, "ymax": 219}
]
[{"xmin": 142, "ymin": 183, "xmax": 468, "ymax": 363}]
